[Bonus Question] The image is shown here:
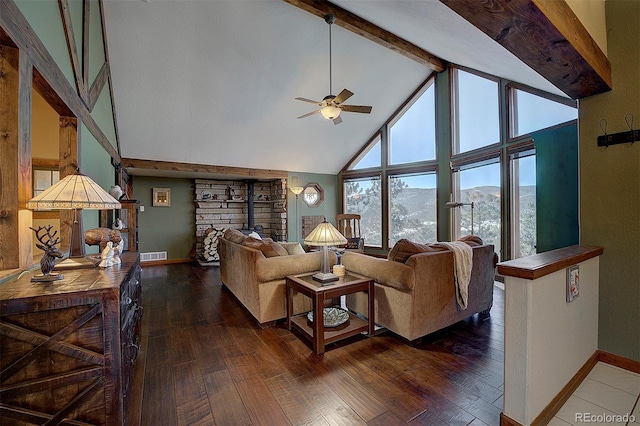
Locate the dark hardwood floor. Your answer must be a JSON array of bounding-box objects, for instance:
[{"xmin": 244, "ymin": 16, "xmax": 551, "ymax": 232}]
[{"xmin": 132, "ymin": 263, "xmax": 504, "ymax": 426}]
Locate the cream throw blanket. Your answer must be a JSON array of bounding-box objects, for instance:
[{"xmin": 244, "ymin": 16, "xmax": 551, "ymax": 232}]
[{"xmin": 433, "ymin": 241, "xmax": 473, "ymax": 309}]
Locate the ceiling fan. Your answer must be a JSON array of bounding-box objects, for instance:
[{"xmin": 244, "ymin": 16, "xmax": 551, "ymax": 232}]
[{"xmin": 295, "ymin": 14, "xmax": 372, "ymax": 125}]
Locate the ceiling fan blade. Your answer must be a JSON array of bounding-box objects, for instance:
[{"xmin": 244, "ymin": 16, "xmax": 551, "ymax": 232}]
[
  {"xmin": 341, "ymin": 105, "xmax": 372, "ymax": 114},
  {"xmin": 297, "ymin": 109, "xmax": 322, "ymax": 119},
  {"xmin": 295, "ymin": 97, "xmax": 321, "ymax": 104},
  {"xmin": 333, "ymin": 115, "xmax": 343, "ymax": 125},
  {"xmin": 333, "ymin": 89, "xmax": 354, "ymax": 105}
]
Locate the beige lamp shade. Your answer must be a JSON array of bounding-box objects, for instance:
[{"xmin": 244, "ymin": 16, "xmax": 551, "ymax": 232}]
[
  {"xmin": 290, "ymin": 186, "xmax": 304, "ymax": 195},
  {"xmin": 304, "ymin": 219, "xmax": 347, "ymax": 247},
  {"xmin": 26, "ymin": 173, "xmax": 122, "ymax": 210}
]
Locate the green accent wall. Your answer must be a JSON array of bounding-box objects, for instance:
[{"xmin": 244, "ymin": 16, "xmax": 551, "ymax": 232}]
[
  {"xmin": 131, "ymin": 173, "xmax": 337, "ymax": 258},
  {"xmin": 15, "ymin": 0, "xmax": 74, "ymax": 88},
  {"xmin": 580, "ymin": 0, "xmax": 640, "ymax": 361},
  {"xmin": 133, "ymin": 177, "xmax": 196, "ymax": 260},
  {"xmin": 287, "ymin": 173, "xmax": 338, "ymax": 244},
  {"xmin": 534, "ymin": 124, "xmax": 579, "ymax": 253}
]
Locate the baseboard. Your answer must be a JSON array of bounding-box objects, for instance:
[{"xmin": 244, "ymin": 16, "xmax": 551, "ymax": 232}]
[
  {"xmin": 140, "ymin": 257, "xmax": 194, "ymax": 266},
  {"xmin": 507, "ymin": 350, "xmax": 640, "ymax": 426},
  {"xmin": 597, "ymin": 350, "xmax": 640, "ymax": 374},
  {"xmin": 500, "ymin": 413, "xmax": 522, "ymax": 426},
  {"xmin": 530, "ymin": 350, "xmax": 600, "ymax": 425}
]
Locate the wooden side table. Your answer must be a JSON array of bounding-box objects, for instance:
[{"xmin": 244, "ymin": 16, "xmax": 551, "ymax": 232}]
[{"xmin": 286, "ymin": 271, "xmax": 375, "ymax": 354}]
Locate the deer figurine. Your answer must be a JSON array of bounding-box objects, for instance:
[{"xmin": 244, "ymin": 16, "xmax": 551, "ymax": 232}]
[{"xmin": 30, "ymin": 225, "xmax": 64, "ymax": 281}]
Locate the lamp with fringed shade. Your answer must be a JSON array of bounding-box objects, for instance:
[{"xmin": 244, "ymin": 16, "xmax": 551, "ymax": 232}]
[
  {"xmin": 27, "ymin": 172, "xmax": 121, "ymax": 270},
  {"xmin": 303, "ymin": 218, "xmax": 347, "ymax": 283}
]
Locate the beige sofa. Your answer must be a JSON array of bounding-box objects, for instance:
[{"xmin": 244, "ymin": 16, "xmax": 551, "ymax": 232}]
[
  {"xmin": 342, "ymin": 241, "xmax": 497, "ymax": 342},
  {"xmin": 218, "ymin": 229, "xmax": 335, "ymax": 326}
]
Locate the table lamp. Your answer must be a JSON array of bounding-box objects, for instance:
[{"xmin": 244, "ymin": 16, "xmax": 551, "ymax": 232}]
[
  {"xmin": 26, "ymin": 171, "xmax": 122, "ymax": 270},
  {"xmin": 303, "ymin": 218, "xmax": 347, "ymax": 283}
]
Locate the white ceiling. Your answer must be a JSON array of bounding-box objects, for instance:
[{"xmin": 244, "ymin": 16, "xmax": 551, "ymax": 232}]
[{"xmin": 103, "ymin": 0, "xmax": 564, "ymax": 177}]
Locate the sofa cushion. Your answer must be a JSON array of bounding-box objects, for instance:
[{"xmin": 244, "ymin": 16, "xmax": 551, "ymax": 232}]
[
  {"xmin": 342, "ymin": 252, "xmax": 415, "ymax": 292},
  {"xmin": 242, "ymin": 237, "xmax": 289, "ymax": 257},
  {"xmin": 388, "ymin": 239, "xmax": 437, "ymax": 263},
  {"xmin": 255, "ymin": 251, "xmax": 324, "ymax": 282},
  {"xmin": 224, "ymin": 228, "xmax": 246, "ymax": 244},
  {"xmin": 278, "ymin": 242, "xmax": 306, "ymax": 255}
]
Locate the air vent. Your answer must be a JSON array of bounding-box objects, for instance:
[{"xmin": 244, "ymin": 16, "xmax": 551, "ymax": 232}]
[{"xmin": 140, "ymin": 251, "xmax": 167, "ymax": 262}]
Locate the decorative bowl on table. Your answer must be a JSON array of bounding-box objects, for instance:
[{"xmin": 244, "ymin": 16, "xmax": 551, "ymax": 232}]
[{"xmin": 307, "ymin": 307, "xmax": 349, "ymax": 327}]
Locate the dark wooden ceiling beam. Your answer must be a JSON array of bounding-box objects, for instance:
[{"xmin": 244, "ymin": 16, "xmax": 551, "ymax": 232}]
[
  {"xmin": 440, "ymin": 0, "xmax": 611, "ymax": 99},
  {"xmin": 282, "ymin": 0, "xmax": 446, "ymax": 72},
  {"xmin": 121, "ymin": 158, "xmax": 289, "ymax": 180}
]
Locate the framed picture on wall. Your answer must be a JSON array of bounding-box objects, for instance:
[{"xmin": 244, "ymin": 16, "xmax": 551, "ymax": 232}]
[{"xmin": 152, "ymin": 188, "xmax": 171, "ymax": 207}]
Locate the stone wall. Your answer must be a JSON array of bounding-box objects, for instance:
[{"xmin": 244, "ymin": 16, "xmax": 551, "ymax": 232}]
[{"xmin": 194, "ymin": 179, "xmax": 287, "ymax": 261}]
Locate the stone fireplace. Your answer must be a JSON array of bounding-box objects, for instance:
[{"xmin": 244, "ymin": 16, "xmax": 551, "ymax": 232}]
[{"xmin": 194, "ymin": 178, "xmax": 287, "ymax": 263}]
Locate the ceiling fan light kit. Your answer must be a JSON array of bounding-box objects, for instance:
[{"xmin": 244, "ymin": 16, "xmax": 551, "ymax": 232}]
[{"xmin": 295, "ymin": 14, "xmax": 372, "ymax": 125}]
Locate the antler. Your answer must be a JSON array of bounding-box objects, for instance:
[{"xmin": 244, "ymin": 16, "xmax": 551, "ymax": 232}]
[{"xmin": 30, "ymin": 225, "xmax": 62, "ymax": 249}]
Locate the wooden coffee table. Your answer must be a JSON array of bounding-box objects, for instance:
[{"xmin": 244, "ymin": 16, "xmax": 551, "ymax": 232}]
[{"xmin": 286, "ymin": 271, "xmax": 375, "ymax": 354}]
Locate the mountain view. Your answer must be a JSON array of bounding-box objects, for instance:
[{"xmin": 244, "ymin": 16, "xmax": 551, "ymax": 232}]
[{"xmin": 346, "ymin": 180, "xmax": 536, "ymax": 257}]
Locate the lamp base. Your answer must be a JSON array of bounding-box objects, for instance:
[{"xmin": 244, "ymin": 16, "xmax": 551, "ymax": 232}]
[
  {"xmin": 54, "ymin": 256, "xmax": 100, "ymax": 270},
  {"xmin": 31, "ymin": 273, "xmax": 64, "ymax": 282},
  {"xmin": 312, "ymin": 272, "xmax": 339, "ymax": 284}
]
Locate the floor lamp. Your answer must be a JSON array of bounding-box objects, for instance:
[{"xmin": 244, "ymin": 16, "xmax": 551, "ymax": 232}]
[
  {"xmin": 445, "ymin": 201, "xmax": 475, "ymax": 235},
  {"xmin": 290, "ymin": 186, "xmax": 304, "ymax": 242}
]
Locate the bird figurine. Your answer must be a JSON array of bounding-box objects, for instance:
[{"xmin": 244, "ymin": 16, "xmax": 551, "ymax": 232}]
[{"xmin": 113, "ymin": 218, "xmax": 124, "ymax": 230}]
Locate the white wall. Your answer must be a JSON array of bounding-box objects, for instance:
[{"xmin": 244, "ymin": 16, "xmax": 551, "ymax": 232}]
[{"xmin": 504, "ymin": 257, "xmax": 600, "ymax": 424}]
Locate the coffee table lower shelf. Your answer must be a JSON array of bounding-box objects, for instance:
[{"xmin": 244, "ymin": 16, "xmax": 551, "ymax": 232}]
[{"xmin": 290, "ymin": 312, "xmax": 369, "ymax": 347}]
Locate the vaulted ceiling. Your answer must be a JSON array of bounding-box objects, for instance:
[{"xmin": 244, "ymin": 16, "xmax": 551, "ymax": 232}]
[{"xmin": 102, "ymin": 0, "xmax": 610, "ymax": 179}]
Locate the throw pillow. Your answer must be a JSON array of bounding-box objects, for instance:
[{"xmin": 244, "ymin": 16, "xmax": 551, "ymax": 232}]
[
  {"xmin": 457, "ymin": 235, "xmax": 484, "ymax": 246},
  {"xmin": 278, "ymin": 242, "xmax": 306, "ymax": 255},
  {"xmin": 388, "ymin": 239, "xmax": 436, "ymax": 263},
  {"xmin": 242, "ymin": 237, "xmax": 289, "ymax": 257},
  {"xmin": 224, "ymin": 228, "xmax": 246, "ymax": 244}
]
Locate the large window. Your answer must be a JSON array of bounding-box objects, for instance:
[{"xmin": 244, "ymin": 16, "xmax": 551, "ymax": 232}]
[
  {"xmin": 389, "ymin": 82, "xmax": 436, "ymax": 165},
  {"xmin": 341, "ymin": 66, "xmax": 577, "ymax": 260},
  {"xmin": 389, "ymin": 172, "xmax": 437, "ymax": 246},
  {"xmin": 453, "ymin": 69, "xmax": 500, "ymax": 154},
  {"xmin": 344, "ymin": 176, "xmax": 382, "ymax": 247}
]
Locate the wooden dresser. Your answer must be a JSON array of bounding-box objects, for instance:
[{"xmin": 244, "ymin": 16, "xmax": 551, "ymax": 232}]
[{"xmin": 0, "ymin": 252, "xmax": 142, "ymax": 425}]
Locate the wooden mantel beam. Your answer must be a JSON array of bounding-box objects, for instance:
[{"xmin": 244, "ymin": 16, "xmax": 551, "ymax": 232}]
[
  {"xmin": 440, "ymin": 0, "xmax": 612, "ymax": 99},
  {"xmin": 121, "ymin": 158, "xmax": 288, "ymax": 180},
  {"xmin": 282, "ymin": 0, "xmax": 446, "ymax": 73}
]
